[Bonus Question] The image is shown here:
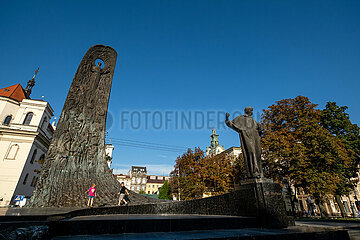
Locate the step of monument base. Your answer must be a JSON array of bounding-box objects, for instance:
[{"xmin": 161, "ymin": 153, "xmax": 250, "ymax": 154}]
[
  {"xmin": 51, "ymin": 214, "xmax": 257, "ymax": 236},
  {"xmin": 52, "ymin": 228, "xmax": 350, "ymax": 240}
]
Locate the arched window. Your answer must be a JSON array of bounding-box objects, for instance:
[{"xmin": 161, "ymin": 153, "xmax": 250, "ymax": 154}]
[
  {"xmin": 6, "ymin": 144, "xmax": 19, "ymax": 160},
  {"xmin": 41, "ymin": 117, "xmax": 48, "ymax": 129},
  {"xmin": 30, "ymin": 149, "xmax": 37, "ymax": 164},
  {"xmin": 23, "ymin": 112, "xmax": 34, "ymax": 125},
  {"xmin": 3, "ymin": 115, "xmax": 12, "ymax": 126},
  {"xmin": 23, "ymin": 173, "xmax": 29, "ymax": 185}
]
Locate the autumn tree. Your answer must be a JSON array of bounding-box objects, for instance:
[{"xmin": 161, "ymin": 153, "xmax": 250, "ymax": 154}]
[
  {"xmin": 170, "ymin": 148, "xmax": 206, "ymax": 200},
  {"xmin": 261, "ymin": 96, "xmax": 353, "ymax": 214},
  {"xmin": 200, "ymin": 153, "xmax": 235, "ymax": 196},
  {"xmin": 170, "ymin": 148, "xmax": 236, "ymax": 200}
]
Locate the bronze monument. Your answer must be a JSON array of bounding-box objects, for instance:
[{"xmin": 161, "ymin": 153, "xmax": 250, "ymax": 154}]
[
  {"xmin": 225, "ymin": 107, "xmax": 263, "ymax": 178},
  {"xmin": 29, "ymin": 45, "xmax": 154, "ymax": 207}
]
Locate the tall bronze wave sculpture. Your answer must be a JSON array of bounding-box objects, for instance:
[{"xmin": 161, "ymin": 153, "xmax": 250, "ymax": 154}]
[{"xmin": 29, "ymin": 45, "xmax": 155, "ymax": 207}]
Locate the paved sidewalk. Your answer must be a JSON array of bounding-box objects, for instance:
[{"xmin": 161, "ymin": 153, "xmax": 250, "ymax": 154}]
[{"xmin": 296, "ymin": 220, "xmax": 360, "ymax": 240}]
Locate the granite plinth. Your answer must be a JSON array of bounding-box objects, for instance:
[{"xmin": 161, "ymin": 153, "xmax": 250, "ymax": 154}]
[
  {"xmin": 60, "ymin": 178, "xmax": 293, "ymax": 228},
  {"xmin": 236, "ymin": 178, "xmax": 294, "ymax": 228},
  {"xmin": 51, "ymin": 229, "xmax": 350, "ymax": 240},
  {"xmin": 51, "ymin": 214, "xmax": 257, "ymax": 236}
]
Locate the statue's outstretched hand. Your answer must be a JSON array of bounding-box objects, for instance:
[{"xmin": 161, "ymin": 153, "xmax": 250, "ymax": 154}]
[{"xmin": 225, "ymin": 112, "xmax": 230, "ymax": 121}]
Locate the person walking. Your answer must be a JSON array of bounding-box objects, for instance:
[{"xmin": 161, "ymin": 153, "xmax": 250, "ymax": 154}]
[
  {"xmin": 118, "ymin": 182, "xmax": 130, "ymax": 206},
  {"xmin": 86, "ymin": 183, "xmax": 96, "ymax": 207}
]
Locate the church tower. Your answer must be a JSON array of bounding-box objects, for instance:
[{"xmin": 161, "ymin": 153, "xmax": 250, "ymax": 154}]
[
  {"xmin": 24, "ymin": 68, "xmax": 39, "ymax": 98},
  {"xmin": 206, "ymin": 127, "xmax": 225, "ymax": 156}
]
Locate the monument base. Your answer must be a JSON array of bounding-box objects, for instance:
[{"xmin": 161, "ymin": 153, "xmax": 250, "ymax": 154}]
[{"xmin": 236, "ymin": 177, "xmax": 294, "ymax": 228}]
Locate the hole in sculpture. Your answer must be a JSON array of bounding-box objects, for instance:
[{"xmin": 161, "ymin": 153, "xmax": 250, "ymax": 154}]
[{"xmin": 95, "ymin": 59, "xmax": 105, "ymax": 69}]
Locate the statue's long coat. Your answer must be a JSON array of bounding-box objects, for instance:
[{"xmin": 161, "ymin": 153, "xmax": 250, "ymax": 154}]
[{"xmin": 231, "ymin": 114, "xmax": 262, "ymax": 178}]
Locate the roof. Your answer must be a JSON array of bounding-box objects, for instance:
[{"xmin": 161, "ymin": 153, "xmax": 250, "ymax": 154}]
[
  {"xmin": 147, "ymin": 179, "xmax": 166, "ymax": 184},
  {"xmin": 114, "ymin": 174, "xmax": 130, "ymax": 178},
  {"xmin": 0, "ymin": 84, "xmax": 28, "ymax": 102},
  {"xmin": 131, "ymin": 166, "xmax": 147, "ymax": 173}
]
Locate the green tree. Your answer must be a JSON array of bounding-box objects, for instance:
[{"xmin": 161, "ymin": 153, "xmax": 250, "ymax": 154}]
[
  {"xmin": 261, "ymin": 96, "xmax": 353, "ymax": 214},
  {"xmin": 320, "ymin": 102, "xmax": 360, "ymax": 216},
  {"xmin": 321, "ymin": 102, "xmax": 360, "ymax": 161},
  {"xmin": 158, "ymin": 180, "xmax": 172, "ymax": 200}
]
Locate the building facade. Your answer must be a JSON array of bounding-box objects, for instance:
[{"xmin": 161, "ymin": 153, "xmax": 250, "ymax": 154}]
[
  {"xmin": 114, "ymin": 174, "xmax": 131, "ymax": 190},
  {"xmin": 113, "ymin": 168, "xmax": 171, "ymax": 195},
  {"xmin": 146, "ymin": 175, "xmax": 171, "ymax": 194},
  {"xmin": 0, "ymin": 76, "xmax": 54, "ymax": 206},
  {"xmin": 129, "ymin": 166, "xmax": 147, "ymax": 193}
]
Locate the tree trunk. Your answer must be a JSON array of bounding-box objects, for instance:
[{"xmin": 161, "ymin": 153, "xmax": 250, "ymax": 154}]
[
  {"xmin": 335, "ymin": 195, "xmax": 346, "ymax": 218},
  {"xmin": 287, "ymin": 183, "xmax": 295, "ymax": 216}
]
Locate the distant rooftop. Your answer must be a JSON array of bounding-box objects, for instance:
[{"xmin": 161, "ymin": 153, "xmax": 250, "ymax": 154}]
[{"xmin": 131, "ymin": 166, "xmax": 147, "ymax": 173}]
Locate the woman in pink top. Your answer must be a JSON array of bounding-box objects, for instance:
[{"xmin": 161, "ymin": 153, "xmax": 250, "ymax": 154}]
[{"xmin": 86, "ymin": 183, "xmax": 96, "ymax": 207}]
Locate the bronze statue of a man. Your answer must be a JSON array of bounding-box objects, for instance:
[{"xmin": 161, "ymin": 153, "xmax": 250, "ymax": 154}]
[{"xmin": 225, "ymin": 107, "xmax": 263, "ymax": 178}]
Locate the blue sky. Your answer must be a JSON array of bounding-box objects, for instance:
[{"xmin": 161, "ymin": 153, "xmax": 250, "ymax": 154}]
[{"xmin": 1, "ymin": 1, "xmax": 359, "ymax": 175}]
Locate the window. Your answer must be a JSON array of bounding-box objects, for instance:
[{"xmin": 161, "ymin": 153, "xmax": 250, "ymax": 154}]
[
  {"xmin": 23, "ymin": 112, "xmax": 34, "ymax": 125},
  {"xmin": 3, "ymin": 115, "xmax": 12, "ymax": 126},
  {"xmin": 23, "ymin": 173, "xmax": 29, "ymax": 185},
  {"xmin": 136, "ymin": 186, "xmax": 140, "ymax": 191},
  {"xmin": 41, "ymin": 117, "xmax": 48, "ymax": 129},
  {"xmin": 30, "ymin": 149, "xmax": 37, "ymax": 164},
  {"xmin": 31, "ymin": 176, "xmax": 36, "ymax": 187},
  {"xmin": 6, "ymin": 144, "xmax": 19, "ymax": 160}
]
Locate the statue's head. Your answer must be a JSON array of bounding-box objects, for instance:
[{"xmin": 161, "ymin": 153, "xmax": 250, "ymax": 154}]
[{"xmin": 244, "ymin": 106, "xmax": 253, "ymax": 116}]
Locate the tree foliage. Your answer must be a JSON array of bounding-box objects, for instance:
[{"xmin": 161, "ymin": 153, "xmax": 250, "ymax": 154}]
[
  {"xmin": 170, "ymin": 148, "xmax": 235, "ymax": 200},
  {"xmin": 158, "ymin": 180, "xmax": 172, "ymax": 200},
  {"xmin": 261, "ymin": 96, "xmax": 354, "ymax": 204},
  {"xmin": 320, "ymin": 102, "xmax": 360, "ymax": 195},
  {"xmin": 200, "ymin": 153, "xmax": 235, "ymax": 196}
]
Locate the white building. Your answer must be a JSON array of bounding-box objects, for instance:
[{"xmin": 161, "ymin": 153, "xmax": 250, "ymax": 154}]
[
  {"xmin": 129, "ymin": 166, "xmax": 147, "ymax": 193},
  {"xmin": 105, "ymin": 144, "xmax": 114, "ymax": 168},
  {"xmin": 0, "ymin": 74, "xmax": 54, "ymax": 206},
  {"xmin": 114, "ymin": 174, "xmax": 132, "ymax": 190}
]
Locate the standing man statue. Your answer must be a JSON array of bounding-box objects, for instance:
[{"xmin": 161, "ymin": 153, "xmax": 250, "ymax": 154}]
[{"xmin": 225, "ymin": 107, "xmax": 263, "ymax": 179}]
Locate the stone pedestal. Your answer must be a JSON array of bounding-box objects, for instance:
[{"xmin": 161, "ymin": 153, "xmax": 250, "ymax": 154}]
[{"xmin": 236, "ymin": 178, "xmax": 294, "ymax": 228}]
